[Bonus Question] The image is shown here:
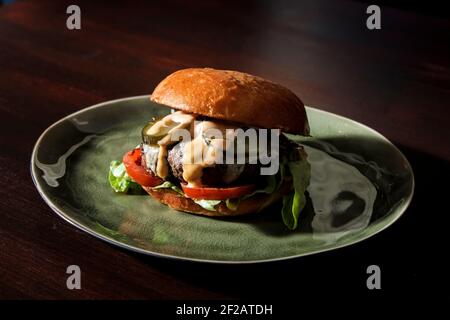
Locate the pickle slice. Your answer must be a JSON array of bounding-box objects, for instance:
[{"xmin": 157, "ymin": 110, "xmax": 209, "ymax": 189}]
[
  {"xmin": 141, "ymin": 121, "xmax": 166, "ymax": 145},
  {"xmin": 142, "ymin": 112, "xmax": 194, "ymax": 146},
  {"xmin": 141, "ymin": 118, "xmax": 183, "ymax": 145}
]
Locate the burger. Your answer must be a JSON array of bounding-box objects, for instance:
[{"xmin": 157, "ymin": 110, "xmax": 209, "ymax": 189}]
[{"xmin": 109, "ymin": 68, "xmax": 311, "ymax": 230}]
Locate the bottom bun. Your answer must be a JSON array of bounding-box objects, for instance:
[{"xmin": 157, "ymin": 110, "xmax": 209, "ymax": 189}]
[{"xmin": 143, "ymin": 181, "xmax": 292, "ymax": 217}]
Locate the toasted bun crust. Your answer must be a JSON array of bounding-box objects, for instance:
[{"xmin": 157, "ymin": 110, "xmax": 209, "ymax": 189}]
[
  {"xmin": 143, "ymin": 180, "xmax": 292, "ymax": 217},
  {"xmin": 151, "ymin": 68, "xmax": 309, "ymax": 135}
]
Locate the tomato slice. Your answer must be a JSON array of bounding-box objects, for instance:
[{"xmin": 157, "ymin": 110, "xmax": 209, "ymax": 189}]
[
  {"xmin": 181, "ymin": 184, "xmax": 256, "ymax": 200},
  {"xmin": 123, "ymin": 148, "xmax": 162, "ymax": 187}
]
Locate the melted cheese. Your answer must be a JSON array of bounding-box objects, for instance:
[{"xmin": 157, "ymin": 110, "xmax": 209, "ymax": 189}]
[
  {"xmin": 146, "ymin": 111, "xmax": 194, "ymax": 137},
  {"xmin": 182, "ymin": 121, "xmax": 238, "ymax": 186},
  {"xmin": 145, "ymin": 111, "xmax": 195, "ymax": 179},
  {"xmin": 146, "ymin": 111, "xmax": 238, "ymax": 184}
]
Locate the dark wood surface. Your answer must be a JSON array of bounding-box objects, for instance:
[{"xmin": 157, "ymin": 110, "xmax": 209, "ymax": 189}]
[{"xmin": 1, "ymin": 0, "xmax": 449, "ymax": 300}]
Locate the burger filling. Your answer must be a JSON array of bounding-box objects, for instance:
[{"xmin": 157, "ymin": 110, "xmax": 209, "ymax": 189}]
[
  {"xmin": 108, "ymin": 110, "xmax": 311, "ymax": 230},
  {"xmin": 140, "ymin": 111, "xmax": 296, "ymax": 188}
]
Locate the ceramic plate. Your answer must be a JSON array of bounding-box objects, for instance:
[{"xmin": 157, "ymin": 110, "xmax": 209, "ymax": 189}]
[{"xmin": 31, "ymin": 96, "xmax": 414, "ymax": 263}]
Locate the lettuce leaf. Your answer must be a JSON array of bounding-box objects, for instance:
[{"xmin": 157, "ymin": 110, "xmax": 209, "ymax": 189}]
[
  {"xmin": 194, "ymin": 199, "xmax": 221, "ymax": 211},
  {"xmin": 222, "ymin": 173, "xmax": 279, "ymax": 211},
  {"xmin": 281, "ymin": 157, "xmax": 311, "ymax": 230},
  {"xmin": 152, "ymin": 181, "xmax": 184, "ymax": 195},
  {"xmin": 108, "ymin": 160, "xmax": 143, "ymax": 193},
  {"xmin": 225, "ymin": 198, "xmax": 240, "ymax": 211}
]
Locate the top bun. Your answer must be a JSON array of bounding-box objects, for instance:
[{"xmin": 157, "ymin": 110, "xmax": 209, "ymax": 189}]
[{"xmin": 150, "ymin": 68, "xmax": 309, "ymax": 135}]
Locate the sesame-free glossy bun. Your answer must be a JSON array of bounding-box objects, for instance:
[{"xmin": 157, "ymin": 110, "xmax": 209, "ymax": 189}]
[{"xmin": 151, "ymin": 68, "xmax": 309, "ymax": 135}]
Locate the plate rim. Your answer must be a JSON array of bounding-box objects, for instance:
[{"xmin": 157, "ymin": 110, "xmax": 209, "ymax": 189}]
[{"xmin": 30, "ymin": 95, "xmax": 415, "ymax": 264}]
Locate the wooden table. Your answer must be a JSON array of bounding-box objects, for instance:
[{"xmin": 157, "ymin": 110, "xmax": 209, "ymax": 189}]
[{"xmin": 1, "ymin": 0, "xmax": 449, "ymax": 300}]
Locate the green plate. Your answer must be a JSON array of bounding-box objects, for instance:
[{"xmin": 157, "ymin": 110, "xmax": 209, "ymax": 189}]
[{"xmin": 31, "ymin": 96, "xmax": 414, "ymax": 263}]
